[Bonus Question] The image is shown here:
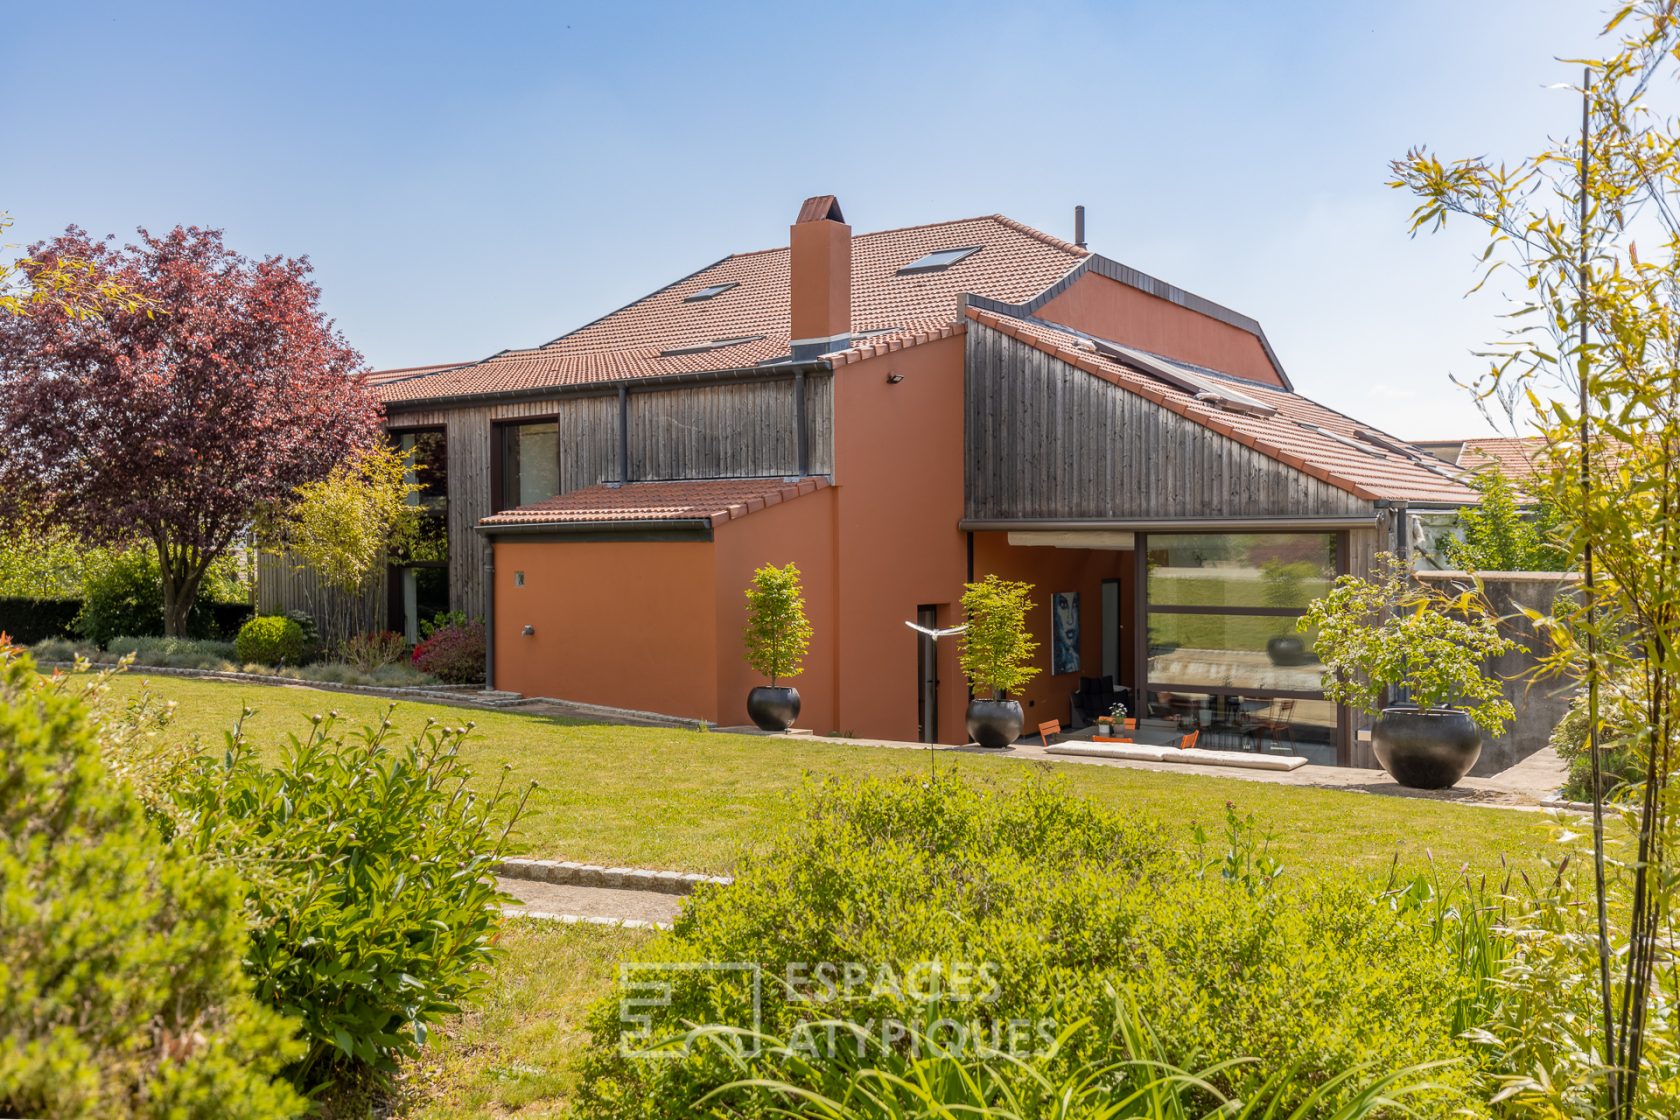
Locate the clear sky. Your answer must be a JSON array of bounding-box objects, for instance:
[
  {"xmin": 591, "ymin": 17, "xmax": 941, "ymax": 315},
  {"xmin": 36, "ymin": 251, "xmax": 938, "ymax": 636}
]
[{"xmin": 5, "ymin": 1, "xmax": 1609, "ymax": 439}]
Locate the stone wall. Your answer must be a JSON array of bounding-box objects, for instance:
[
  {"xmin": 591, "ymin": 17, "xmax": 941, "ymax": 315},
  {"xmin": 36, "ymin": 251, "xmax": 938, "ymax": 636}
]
[{"xmin": 1416, "ymin": 570, "xmax": 1576, "ymax": 776}]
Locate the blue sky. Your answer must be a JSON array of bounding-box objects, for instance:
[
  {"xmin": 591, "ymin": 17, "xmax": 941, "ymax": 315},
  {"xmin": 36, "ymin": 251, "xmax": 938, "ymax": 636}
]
[{"xmin": 5, "ymin": 1, "xmax": 1607, "ymax": 438}]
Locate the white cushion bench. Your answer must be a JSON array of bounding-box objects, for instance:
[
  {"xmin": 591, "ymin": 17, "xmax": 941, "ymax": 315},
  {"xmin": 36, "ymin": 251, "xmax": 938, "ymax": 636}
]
[{"xmin": 1045, "ymin": 742, "xmax": 1308, "ymax": 772}]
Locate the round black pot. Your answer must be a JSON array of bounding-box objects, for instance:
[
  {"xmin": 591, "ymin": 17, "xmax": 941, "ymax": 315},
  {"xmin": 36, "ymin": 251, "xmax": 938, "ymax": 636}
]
[
  {"xmin": 1371, "ymin": 706, "xmax": 1483, "ymax": 790},
  {"xmin": 966, "ymin": 698, "xmax": 1024, "ymax": 749},
  {"xmin": 1265, "ymin": 635, "xmax": 1308, "ymax": 667},
  {"xmin": 747, "ymin": 686, "xmax": 801, "ymax": 732}
]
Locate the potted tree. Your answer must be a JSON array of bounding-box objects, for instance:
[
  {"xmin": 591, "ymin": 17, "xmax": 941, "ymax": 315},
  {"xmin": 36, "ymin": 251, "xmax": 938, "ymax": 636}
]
[
  {"xmin": 959, "ymin": 575, "xmax": 1040, "ymax": 749},
  {"xmin": 1302, "ymin": 554, "xmax": 1516, "ymax": 789},
  {"xmin": 742, "ymin": 562, "xmax": 813, "ymax": 732}
]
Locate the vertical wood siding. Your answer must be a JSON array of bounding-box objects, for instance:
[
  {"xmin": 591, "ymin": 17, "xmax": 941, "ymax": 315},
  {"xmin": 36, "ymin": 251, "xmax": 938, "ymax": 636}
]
[
  {"xmin": 255, "ymin": 549, "xmax": 386, "ymax": 631},
  {"xmin": 964, "ymin": 324, "xmax": 1373, "ymax": 522}
]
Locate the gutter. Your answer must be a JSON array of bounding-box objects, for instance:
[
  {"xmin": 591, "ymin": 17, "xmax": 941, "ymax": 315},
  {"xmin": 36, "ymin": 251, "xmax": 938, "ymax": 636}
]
[
  {"xmin": 958, "ymin": 515, "xmax": 1383, "ymax": 533},
  {"xmin": 385, "ymin": 360, "xmax": 830, "ymax": 414}
]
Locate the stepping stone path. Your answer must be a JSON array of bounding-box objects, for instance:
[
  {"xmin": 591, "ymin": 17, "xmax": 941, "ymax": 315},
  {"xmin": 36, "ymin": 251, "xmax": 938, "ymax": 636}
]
[{"xmin": 498, "ymin": 877, "xmax": 683, "ymax": 929}]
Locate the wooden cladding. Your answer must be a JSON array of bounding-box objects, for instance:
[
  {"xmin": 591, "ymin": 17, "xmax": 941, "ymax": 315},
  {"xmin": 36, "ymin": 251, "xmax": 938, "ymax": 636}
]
[
  {"xmin": 376, "ymin": 372, "xmax": 835, "ymax": 623},
  {"xmin": 964, "ymin": 324, "xmax": 1371, "ymax": 522}
]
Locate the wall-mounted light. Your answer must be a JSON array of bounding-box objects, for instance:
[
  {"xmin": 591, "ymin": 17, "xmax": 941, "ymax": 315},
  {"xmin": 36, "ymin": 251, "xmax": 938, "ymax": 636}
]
[
  {"xmin": 886, "ymin": 372, "xmax": 904, "ymax": 384},
  {"xmin": 521, "ymin": 625, "xmax": 535, "ymax": 636}
]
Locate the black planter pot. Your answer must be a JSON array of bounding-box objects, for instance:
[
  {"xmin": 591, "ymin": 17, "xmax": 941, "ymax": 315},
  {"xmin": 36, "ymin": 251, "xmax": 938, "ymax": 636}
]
[
  {"xmin": 1265, "ymin": 635, "xmax": 1309, "ymax": 667},
  {"xmin": 1371, "ymin": 706, "xmax": 1482, "ymax": 790},
  {"xmin": 966, "ymin": 698, "xmax": 1024, "ymax": 749},
  {"xmin": 747, "ymin": 686, "xmax": 801, "ymax": 732}
]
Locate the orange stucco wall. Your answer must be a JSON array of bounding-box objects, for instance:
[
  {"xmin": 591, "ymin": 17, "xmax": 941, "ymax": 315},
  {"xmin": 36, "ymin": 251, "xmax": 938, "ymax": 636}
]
[
  {"xmin": 830, "ymin": 336, "xmax": 971, "ymax": 742},
  {"xmin": 493, "ymin": 537, "xmax": 718, "ymax": 719},
  {"xmin": 713, "ymin": 488, "xmax": 839, "ymax": 733},
  {"xmin": 1037, "ymin": 272, "xmax": 1285, "ymax": 388}
]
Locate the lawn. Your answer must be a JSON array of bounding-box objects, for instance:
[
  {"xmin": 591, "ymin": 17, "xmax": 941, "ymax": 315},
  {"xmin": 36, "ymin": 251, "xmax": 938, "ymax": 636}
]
[{"xmin": 94, "ymin": 672, "xmax": 1563, "ymax": 878}]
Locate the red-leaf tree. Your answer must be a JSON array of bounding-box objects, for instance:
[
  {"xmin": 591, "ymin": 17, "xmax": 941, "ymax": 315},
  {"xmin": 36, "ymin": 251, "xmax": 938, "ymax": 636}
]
[{"xmin": 0, "ymin": 226, "xmax": 382, "ymax": 636}]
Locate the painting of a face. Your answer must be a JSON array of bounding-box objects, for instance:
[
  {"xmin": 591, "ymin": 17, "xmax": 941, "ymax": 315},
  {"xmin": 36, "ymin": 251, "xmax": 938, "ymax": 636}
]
[{"xmin": 1052, "ymin": 591, "xmax": 1080, "ymax": 675}]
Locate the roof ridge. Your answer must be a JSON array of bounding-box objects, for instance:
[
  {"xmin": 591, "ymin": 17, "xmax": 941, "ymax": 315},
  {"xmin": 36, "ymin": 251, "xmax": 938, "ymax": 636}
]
[{"xmin": 986, "ymin": 213, "xmax": 1090, "ymax": 257}]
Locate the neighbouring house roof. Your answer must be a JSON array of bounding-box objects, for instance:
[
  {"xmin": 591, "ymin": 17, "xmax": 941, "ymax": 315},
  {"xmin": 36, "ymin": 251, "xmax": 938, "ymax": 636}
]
[
  {"xmin": 1415, "ymin": 436, "xmax": 1543, "ymax": 484},
  {"xmin": 479, "ymin": 477, "xmax": 831, "ymax": 530},
  {"xmin": 969, "ymin": 308, "xmax": 1479, "ymax": 506},
  {"xmin": 362, "ymin": 361, "xmax": 468, "ymax": 387},
  {"xmin": 379, "ymin": 215, "xmax": 1090, "ymax": 403}
]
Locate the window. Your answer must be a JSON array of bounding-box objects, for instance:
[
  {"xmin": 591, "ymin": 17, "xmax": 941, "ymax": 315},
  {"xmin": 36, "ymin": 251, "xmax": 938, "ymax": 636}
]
[
  {"xmin": 683, "ymin": 282, "xmax": 739, "ymax": 302},
  {"xmin": 389, "ymin": 428, "xmax": 449, "ymax": 643},
  {"xmin": 1143, "ymin": 532, "xmax": 1340, "ymax": 764},
  {"xmin": 658, "ymin": 334, "xmax": 766, "ymax": 358},
  {"xmin": 896, "ymin": 246, "xmax": 982, "ymax": 275},
  {"xmin": 494, "ymin": 420, "xmax": 560, "ymax": 512}
]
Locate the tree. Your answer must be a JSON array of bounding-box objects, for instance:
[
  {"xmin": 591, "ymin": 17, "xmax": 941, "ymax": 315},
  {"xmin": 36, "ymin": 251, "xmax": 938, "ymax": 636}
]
[
  {"xmin": 0, "ymin": 210, "xmax": 152, "ymax": 321},
  {"xmin": 1446, "ymin": 470, "xmax": 1568, "ymax": 572},
  {"xmin": 263, "ymin": 444, "xmax": 419, "ymax": 654},
  {"xmin": 1391, "ymin": 4, "xmax": 1680, "ymax": 1112},
  {"xmin": 0, "ymin": 226, "xmax": 381, "ymax": 636},
  {"xmin": 958, "ymin": 575, "xmax": 1040, "ymax": 698},
  {"xmin": 742, "ymin": 563, "xmax": 812, "ymax": 686}
]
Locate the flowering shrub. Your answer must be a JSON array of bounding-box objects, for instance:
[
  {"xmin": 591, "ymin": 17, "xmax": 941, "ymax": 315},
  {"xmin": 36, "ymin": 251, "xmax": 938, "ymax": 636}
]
[
  {"xmin": 411, "ymin": 620, "xmax": 485, "ymax": 684},
  {"xmin": 343, "ymin": 629, "xmax": 406, "ymax": 671}
]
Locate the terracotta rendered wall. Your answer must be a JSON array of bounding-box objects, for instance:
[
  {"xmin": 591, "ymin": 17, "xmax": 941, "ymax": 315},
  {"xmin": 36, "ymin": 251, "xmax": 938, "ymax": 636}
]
[
  {"xmin": 830, "ymin": 336, "xmax": 971, "ymax": 743},
  {"xmin": 491, "ymin": 538, "xmax": 719, "ymax": 721},
  {"xmin": 713, "ymin": 488, "xmax": 839, "ymax": 733},
  {"xmin": 972, "ymin": 533, "xmax": 1129, "ymax": 727},
  {"xmin": 1037, "ymin": 272, "xmax": 1285, "ymax": 388}
]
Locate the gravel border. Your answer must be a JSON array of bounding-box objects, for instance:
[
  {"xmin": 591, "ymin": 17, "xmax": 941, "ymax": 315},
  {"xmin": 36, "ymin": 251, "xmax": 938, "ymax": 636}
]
[{"xmin": 496, "ymin": 857, "xmax": 731, "ymax": 896}]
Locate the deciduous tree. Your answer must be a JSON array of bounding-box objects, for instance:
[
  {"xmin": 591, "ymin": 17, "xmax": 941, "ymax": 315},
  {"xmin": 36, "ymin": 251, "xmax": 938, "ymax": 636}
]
[{"xmin": 0, "ymin": 226, "xmax": 381, "ymax": 636}]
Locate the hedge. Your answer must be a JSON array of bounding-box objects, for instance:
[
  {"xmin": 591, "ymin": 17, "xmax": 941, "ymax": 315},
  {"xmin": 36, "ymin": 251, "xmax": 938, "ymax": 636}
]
[
  {"xmin": 0, "ymin": 598, "xmax": 251, "ymax": 646},
  {"xmin": 0, "ymin": 598, "xmax": 81, "ymax": 645}
]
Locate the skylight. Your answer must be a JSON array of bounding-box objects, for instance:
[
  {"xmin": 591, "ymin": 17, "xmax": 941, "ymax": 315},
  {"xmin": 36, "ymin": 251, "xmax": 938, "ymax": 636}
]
[
  {"xmin": 897, "ymin": 246, "xmax": 982, "ymax": 275},
  {"xmin": 659, "ymin": 334, "xmax": 765, "ymax": 358},
  {"xmin": 1092, "ymin": 339, "xmax": 1277, "ymax": 417},
  {"xmin": 682, "ymin": 282, "xmax": 739, "ymax": 303},
  {"xmin": 1297, "ymin": 421, "xmax": 1386, "ymax": 458}
]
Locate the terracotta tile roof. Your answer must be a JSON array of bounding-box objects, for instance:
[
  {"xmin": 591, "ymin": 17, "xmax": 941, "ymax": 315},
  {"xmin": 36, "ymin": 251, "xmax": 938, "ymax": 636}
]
[
  {"xmin": 379, "ymin": 215, "xmax": 1087, "ymax": 404},
  {"xmin": 363, "ymin": 361, "xmax": 466, "ymax": 387},
  {"xmin": 1455, "ymin": 437, "xmax": 1542, "ymax": 482},
  {"xmin": 969, "ymin": 308, "xmax": 1479, "ymax": 506},
  {"xmin": 480, "ymin": 476, "xmax": 830, "ymax": 529}
]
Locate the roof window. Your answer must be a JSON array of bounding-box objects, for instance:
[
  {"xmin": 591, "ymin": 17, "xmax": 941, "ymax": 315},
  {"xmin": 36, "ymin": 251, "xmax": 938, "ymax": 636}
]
[
  {"xmin": 682, "ymin": 282, "xmax": 739, "ymax": 303},
  {"xmin": 897, "ymin": 246, "xmax": 982, "ymax": 275},
  {"xmin": 1296, "ymin": 421, "xmax": 1387, "ymax": 458},
  {"xmin": 659, "ymin": 334, "xmax": 765, "ymax": 358}
]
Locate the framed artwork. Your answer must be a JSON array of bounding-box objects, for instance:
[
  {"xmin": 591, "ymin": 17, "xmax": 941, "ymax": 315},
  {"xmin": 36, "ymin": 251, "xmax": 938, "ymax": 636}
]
[{"xmin": 1052, "ymin": 591, "xmax": 1080, "ymax": 675}]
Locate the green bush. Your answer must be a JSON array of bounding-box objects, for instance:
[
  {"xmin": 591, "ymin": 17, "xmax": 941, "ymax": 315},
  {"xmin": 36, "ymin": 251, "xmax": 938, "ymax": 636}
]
[
  {"xmin": 106, "ymin": 635, "xmax": 238, "ymax": 670},
  {"xmin": 75, "ymin": 549, "xmax": 238, "ymax": 645},
  {"xmin": 235, "ymin": 614, "xmax": 306, "ymax": 667},
  {"xmin": 411, "ymin": 620, "xmax": 485, "ymax": 684},
  {"xmin": 171, "ymin": 709, "xmax": 532, "ymax": 1091},
  {"xmin": 575, "ymin": 774, "xmax": 1484, "ymax": 1119},
  {"xmin": 285, "ymin": 660, "xmax": 433, "ymax": 688},
  {"xmin": 0, "ymin": 645, "xmax": 304, "ymax": 1119}
]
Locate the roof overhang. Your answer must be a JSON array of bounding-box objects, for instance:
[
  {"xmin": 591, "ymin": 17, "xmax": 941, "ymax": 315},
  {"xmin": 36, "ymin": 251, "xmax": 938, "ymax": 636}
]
[
  {"xmin": 383, "ymin": 359, "xmax": 830, "ymax": 414},
  {"xmin": 961, "ymin": 515, "xmax": 1383, "ymax": 534}
]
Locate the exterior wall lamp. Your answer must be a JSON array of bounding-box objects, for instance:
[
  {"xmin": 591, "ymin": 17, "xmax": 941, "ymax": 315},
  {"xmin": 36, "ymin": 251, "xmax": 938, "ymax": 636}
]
[
  {"xmin": 521, "ymin": 625, "xmax": 535, "ymax": 636},
  {"xmin": 886, "ymin": 372, "xmax": 904, "ymax": 384}
]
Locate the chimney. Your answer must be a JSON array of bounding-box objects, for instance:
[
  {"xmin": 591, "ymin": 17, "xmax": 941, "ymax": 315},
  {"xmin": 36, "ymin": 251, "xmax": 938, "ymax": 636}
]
[
  {"xmin": 1074, "ymin": 204, "xmax": 1087, "ymax": 249},
  {"xmin": 789, "ymin": 195, "xmax": 851, "ymax": 361}
]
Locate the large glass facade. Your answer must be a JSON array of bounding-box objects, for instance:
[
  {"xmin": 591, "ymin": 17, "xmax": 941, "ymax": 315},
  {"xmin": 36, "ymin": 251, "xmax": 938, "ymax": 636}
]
[
  {"xmin": 390, "ymin": 429, "xmax": 449, "ymax": 642},
  {"xmin": 1144, "ymin": 533, "xmax": 1339, "ymax": 764}
]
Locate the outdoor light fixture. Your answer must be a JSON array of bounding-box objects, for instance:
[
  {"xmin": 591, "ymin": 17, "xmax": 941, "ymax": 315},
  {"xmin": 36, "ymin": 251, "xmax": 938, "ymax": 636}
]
[
  {"xmin": 521, "ymin": 625, "xmax": 535, "ymax": 636},
  {"xmin": 886, "ymin": 372, "xmax": 904, "ymax": 384}
]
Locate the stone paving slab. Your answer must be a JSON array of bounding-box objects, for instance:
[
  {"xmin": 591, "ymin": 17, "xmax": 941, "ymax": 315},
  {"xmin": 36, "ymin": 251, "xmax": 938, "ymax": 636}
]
[{"xmin": 498, "ymin": 877, "xmax": 684, "ymax": 928}]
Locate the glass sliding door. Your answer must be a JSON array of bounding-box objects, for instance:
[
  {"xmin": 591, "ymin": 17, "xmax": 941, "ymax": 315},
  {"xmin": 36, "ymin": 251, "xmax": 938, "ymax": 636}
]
[{"xmin": 1142, "ymin": 532, "xmax": 1340, "ymax": 764}]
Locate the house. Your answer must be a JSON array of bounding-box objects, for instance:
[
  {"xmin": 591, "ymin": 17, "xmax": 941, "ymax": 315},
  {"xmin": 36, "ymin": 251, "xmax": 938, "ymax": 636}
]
[
  {"xmin": 269, "ymin": 195, "xmax": 1479, "ymax": 764},
  {"xmin": 1415, "ymin": 436, "xmax": 1543, "ymax": 487}
]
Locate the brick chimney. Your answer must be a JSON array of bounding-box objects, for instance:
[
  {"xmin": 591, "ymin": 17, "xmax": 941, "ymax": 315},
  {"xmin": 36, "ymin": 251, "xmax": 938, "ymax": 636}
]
[{"xmin": 789, "ymin": 195, "xmax": 851, "ymax": 361}]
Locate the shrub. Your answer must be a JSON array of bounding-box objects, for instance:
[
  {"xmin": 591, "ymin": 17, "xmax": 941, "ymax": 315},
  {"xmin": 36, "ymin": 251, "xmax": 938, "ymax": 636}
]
[
  {"xmin": 575, "ymin": 774, "xmax": 1484, "ymax": 1119},
  {"xmin": 412, "ymin": 619, "xmax": 485, "ymax": 684},
  {"xmin": 343, "ymin": 629, "xmax": 407, "ymax": 671},
  {"xmin": 742, "ymin": 562, "xmax": 811, "ymax": 685},
  {"xmin": 1549, "ymin": 677, "xmax": 1649, "ymax": 801},
  {"xmin": 287, "ymin": 661, "xmax": 432, "ymax": 688},
  {"xmin": 420, "ymin": 609, "xmax": 468, "ymax": 639},
  {"xmin": 235, "ymin": 614, "xmax": 306, "ymax": 667},
  {"xmin": 0, "ymin": 596, "xmax": 80, "ymax": 643},
  {"xmin": 106, "ymin": 635, "xmax": 238, "ymax": 670},
  {"xmin": 0, "ymin": 644, "xmax": 304, "ymax": 1119},
  {"xmin": 75, "ymin": 549, "xmax": 235, "ymax": 645},
  {"xmin": 171, "ymin": 709, "xmax": 532, "ymax": 1092},
  {"xmin": 28, "ymin": 636, "xmax": 94, "ymax": 663},
  {"xmin": 959, "ymin": 575, "xmax": 1040, "ymax": 698}
]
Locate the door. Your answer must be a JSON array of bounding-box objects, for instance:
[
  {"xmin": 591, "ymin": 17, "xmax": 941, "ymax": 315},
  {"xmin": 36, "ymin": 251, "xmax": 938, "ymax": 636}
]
[
  {"xmin": 1101, "ymin": 579, "xmax": 1121, "ymax": 683},
  {"xmin": 916, "ymin": 605, "xmax": 940, "ymax": 744}
]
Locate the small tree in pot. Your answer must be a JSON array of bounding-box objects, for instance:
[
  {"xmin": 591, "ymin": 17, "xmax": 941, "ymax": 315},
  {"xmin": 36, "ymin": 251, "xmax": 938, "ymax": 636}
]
[
  {"xmin": 959, "ymin": 575, "xmax": 1040, "ymax": 748},
  {"xmin": 743, "ymin": 562, "xmax": 812, "ymax": 731},
  {"xmin": 1302, "ymin": 554, "xmax": 1515, "ymax": 788}
]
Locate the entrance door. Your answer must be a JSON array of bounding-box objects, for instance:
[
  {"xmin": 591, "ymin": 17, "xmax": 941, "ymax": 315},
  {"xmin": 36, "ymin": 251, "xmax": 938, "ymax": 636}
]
[{"xmin": 916, "ymin": 605, "xmax": 940, "ymax": 744}]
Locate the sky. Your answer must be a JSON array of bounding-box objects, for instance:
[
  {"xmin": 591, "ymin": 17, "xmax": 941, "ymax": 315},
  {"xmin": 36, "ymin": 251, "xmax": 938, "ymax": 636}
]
[{"xmin": 3, "ymin": 0, "xmax": 1614, "ymax": 440}]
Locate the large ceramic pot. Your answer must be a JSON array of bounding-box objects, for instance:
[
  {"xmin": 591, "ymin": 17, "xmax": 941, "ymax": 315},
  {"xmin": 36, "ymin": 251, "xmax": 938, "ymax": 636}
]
[
  {"xmin": 747, "ymin": 686, "xmax": 801, "ymax": 732},
  {"xmin": 1265, "ymin": 634, "xmax": 1308, "ymax": 666},
  {"xmin": 1371, "ymin": 706, "xmax": 1482, "ymax": 790},
  {"xmin": 966, "ymin": 697, "xmax": 1024, "ymax": 749}
]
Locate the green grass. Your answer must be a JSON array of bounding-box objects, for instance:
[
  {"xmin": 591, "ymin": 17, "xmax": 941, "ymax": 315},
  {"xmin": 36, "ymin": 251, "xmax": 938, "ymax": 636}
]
[
  {"xmin": 397, "ymin": 920, "xmax": 650, "ymax": 1118},
  {"xmin": 93, "ymin": 673, "xmax": 1562, "ymax": 878}
]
